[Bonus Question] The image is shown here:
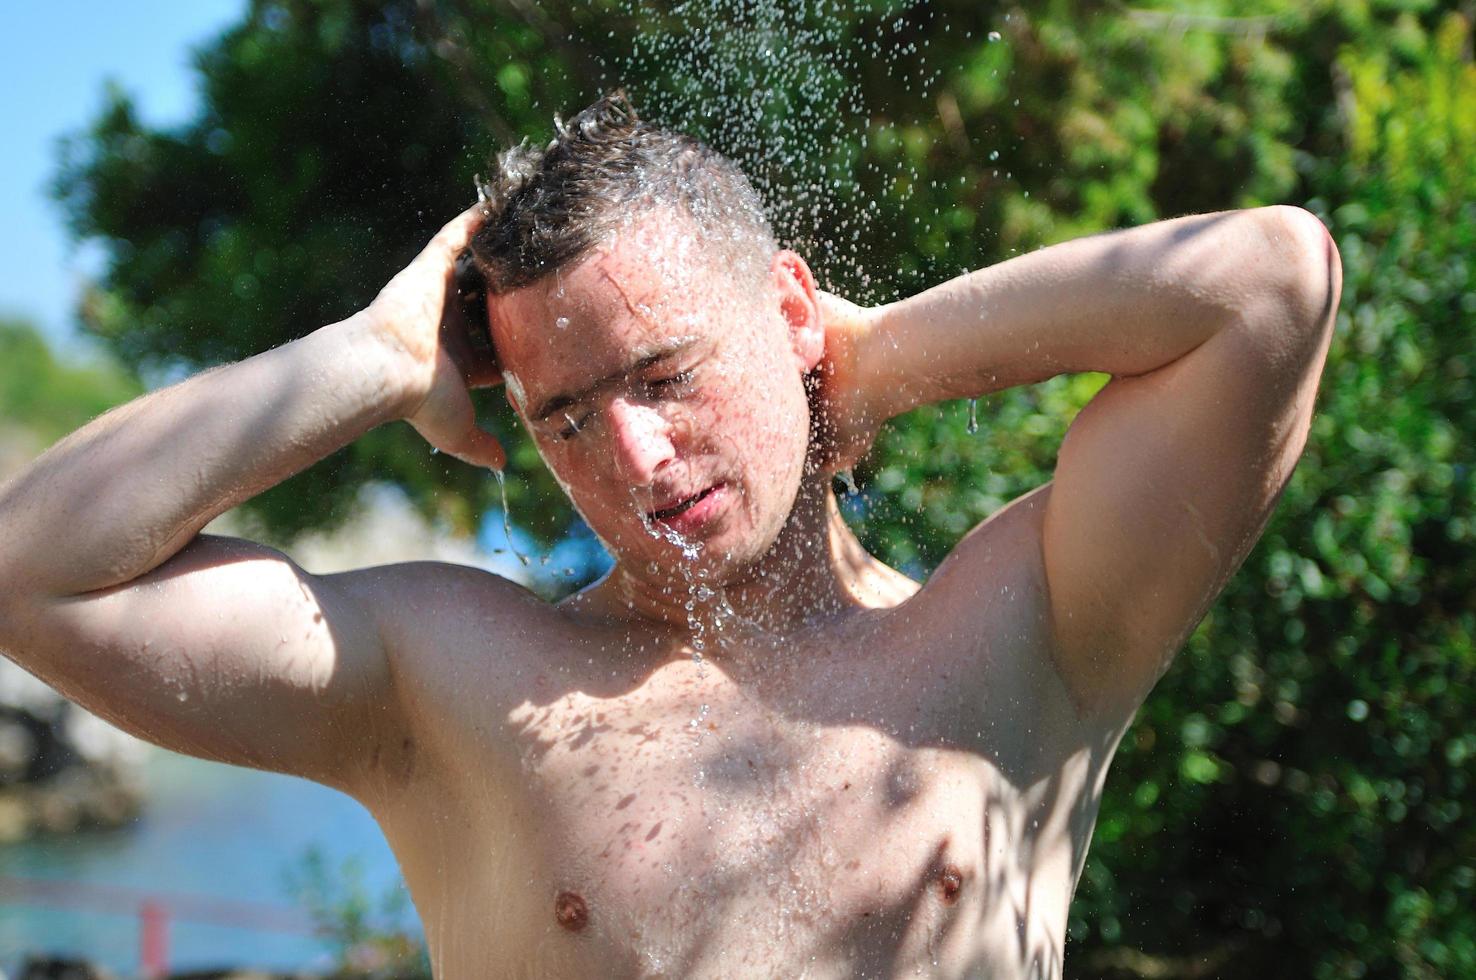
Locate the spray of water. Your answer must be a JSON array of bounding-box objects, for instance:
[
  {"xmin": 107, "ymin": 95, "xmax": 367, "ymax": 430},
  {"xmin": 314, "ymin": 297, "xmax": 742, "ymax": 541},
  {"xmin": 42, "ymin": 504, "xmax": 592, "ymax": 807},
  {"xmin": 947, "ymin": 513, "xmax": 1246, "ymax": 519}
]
[
  {"xmin": 492, "ymin": 467, "xmax": 529, "ymax": 567},
  {"xmin": 636, "ymin": 499, "xmax": 713, "ymax": 671},
  {"xmin": 603, "ymin": 0, "xmax": 940, "ymax": 304},
  {"xmin": 584, "ymin": 10, "xmax": 950, "ymax": 956}
]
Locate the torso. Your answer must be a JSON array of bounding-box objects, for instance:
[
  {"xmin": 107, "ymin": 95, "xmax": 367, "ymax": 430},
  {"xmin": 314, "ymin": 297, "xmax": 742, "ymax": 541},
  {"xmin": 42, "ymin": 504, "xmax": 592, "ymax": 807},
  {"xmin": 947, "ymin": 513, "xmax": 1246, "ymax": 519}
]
[{"xmin": 355, "ymin": 489, "xmax": 1130, "ymax": 978}]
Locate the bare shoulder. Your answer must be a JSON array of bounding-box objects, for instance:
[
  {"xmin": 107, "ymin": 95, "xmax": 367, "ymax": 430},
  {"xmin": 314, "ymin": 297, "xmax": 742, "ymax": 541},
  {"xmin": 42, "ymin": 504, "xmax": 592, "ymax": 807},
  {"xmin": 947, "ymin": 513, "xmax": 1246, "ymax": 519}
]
[
  {"xmin": 334, "ymin": 559, "xmax": 562, "ymax": 692},
  {"xmin": 328, "ymin": 560, "xmax": 569, "ymax": 794},
  {"xmin": 334, "ymin": 559, "xmax": 551, "ymax": 636}
]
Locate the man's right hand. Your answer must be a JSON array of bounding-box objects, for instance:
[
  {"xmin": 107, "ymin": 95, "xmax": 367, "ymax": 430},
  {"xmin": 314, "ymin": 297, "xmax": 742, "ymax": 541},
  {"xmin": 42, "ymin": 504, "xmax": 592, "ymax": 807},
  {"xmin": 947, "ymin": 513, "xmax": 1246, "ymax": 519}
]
[
  {"xmin": 0, "ymin": 203, "xmax": 529, "ymax": 793},
  {"xmin": 361, "ymin": 205, "xmax": 506, "ymax": 471}
]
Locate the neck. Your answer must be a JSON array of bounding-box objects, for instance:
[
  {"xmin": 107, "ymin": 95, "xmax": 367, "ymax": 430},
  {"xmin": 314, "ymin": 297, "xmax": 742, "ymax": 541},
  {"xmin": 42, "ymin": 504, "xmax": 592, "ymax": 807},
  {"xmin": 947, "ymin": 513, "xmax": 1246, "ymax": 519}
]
[{"xmin": 589, "ymin": 476, "xmax": 916, "ymax": 646}]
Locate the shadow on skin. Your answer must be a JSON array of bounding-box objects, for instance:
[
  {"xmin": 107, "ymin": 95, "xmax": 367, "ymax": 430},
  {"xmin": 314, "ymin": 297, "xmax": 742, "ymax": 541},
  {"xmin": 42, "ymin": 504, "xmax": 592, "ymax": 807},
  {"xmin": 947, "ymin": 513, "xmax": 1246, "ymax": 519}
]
[{"xmin": 501, "ymin": 580, "xmax": 1125, "ymax": 977}]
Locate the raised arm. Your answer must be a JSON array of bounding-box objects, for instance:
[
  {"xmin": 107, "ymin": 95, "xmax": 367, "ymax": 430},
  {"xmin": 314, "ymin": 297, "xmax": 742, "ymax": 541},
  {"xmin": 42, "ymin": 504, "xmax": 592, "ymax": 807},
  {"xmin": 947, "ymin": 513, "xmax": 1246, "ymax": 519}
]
[
  {"xmin": 830, "ymin": 206, "xmax": 1339, "ymax": 718},
  {"xmin": 0, "ymin": 207, "xmax": 504, "ymax": 790}
]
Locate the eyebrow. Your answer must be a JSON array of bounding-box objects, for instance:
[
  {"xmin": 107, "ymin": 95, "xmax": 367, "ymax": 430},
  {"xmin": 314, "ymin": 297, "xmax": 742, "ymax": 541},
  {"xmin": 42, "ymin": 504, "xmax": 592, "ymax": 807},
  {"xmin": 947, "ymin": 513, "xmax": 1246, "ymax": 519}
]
[{"xmin": 531, "ymin": 337, "xmax": 701, "ymax": 422}]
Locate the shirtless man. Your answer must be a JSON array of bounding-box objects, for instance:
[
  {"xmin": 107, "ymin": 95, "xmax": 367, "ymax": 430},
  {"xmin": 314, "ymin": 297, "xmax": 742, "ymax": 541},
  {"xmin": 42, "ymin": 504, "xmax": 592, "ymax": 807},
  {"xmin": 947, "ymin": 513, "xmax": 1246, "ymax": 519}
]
[{"xmin": 0, "ymin": 94, "xmax": 1339, "ymax": 977}]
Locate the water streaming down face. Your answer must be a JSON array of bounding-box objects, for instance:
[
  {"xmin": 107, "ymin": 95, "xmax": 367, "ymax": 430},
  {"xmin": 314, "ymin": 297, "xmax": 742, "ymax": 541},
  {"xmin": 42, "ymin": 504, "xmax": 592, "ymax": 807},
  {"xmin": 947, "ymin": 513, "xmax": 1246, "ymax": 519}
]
[
  {"xmin": 463, "ymin": 5, "xmax": 1006, "ymax": 969},
  {"xmin": 559, "ymin": 4, "xmax": 958, "ymax": 967},
  {"xmin": 572, "ymin": 0, "xmax": 947, "ymax": 632},
  {"xmin": 486, "ymin": 0, "xmax": 979, "ymax": 593}
]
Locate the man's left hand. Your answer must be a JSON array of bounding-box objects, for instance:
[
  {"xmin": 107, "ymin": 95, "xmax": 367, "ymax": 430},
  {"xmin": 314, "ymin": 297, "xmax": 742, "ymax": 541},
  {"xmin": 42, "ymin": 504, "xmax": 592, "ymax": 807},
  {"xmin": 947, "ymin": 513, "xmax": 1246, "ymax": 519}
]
[{"xmin": 811, "ymin": 291, "xmax": 887, "ymax": 474}]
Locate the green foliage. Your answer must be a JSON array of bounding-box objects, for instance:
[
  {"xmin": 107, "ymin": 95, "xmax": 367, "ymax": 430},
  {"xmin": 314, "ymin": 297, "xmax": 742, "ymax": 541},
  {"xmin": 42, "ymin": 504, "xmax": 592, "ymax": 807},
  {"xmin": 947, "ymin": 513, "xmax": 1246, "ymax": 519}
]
[
  {"xmin": 53, "ymin": 0, "xmax": 586, "ymax": 542},
  {"xmin": 1063, "ymin": 11, "xmax": 1476, "ymax": 979},
  {"xmin": 0, "ymin": 319, "xmax": 140, "ymax": 446},
  {"xmin": 283, "ymin": 846, "xmax": 430, "ymax": 977},
  {"xmin": 844, "ymin": 4, "xmax": 1476, "ymax": 978},
  {"xmin": 53, "ymin": 1, "xmax": 1476, "ymax": 976}
]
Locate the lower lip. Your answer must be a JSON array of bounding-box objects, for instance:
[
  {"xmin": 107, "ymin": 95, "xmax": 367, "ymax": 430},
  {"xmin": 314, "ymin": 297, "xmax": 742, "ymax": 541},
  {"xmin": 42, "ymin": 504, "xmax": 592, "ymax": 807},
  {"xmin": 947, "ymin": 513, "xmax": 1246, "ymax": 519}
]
[{"xmin": 654, "ymin": 484, "xmax": 727, "ymax": 536}]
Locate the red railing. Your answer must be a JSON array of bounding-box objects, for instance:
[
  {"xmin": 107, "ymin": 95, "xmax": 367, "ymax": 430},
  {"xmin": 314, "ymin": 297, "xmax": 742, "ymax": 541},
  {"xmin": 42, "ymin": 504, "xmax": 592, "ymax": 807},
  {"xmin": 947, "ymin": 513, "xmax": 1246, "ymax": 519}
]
[{"xmin": 0, "ymin": 874, "xmax": 321, "ymax": 977}]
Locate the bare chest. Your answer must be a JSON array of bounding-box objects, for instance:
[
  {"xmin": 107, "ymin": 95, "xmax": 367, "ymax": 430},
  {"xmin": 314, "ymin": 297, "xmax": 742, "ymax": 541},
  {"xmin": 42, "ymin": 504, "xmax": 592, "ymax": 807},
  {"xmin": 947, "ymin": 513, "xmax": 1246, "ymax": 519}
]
[
  {"xmin": 483, "ymin": 655, "xmax": 1061, "ymax": 977},
  {"xmin": 384, "ymin": 588, "xmax": 1097, "ymax": 977}
]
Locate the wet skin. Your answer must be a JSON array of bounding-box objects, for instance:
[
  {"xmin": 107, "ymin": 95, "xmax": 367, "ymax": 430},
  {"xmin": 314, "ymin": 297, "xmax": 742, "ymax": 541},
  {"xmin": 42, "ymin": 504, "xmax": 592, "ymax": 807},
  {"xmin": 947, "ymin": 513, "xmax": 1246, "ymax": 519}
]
[
  {"xmin": 352, "ymin": 485, "xmax": 1106, "ymax": 979},
  {"xmin": 342, "ymin": 214, "xmax": 1122, "ymax": 977},
  {"xmin": 0, "ymin": 204, "xmax": 1337, "ymax": 979}
]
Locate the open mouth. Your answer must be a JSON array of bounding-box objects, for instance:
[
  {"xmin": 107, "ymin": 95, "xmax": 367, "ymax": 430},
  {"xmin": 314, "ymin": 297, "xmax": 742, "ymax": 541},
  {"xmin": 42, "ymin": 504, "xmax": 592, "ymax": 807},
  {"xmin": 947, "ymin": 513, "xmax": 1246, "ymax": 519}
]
[{"xmin": 650, "ymin": 485, "xmax": 719, "ymax": 522}]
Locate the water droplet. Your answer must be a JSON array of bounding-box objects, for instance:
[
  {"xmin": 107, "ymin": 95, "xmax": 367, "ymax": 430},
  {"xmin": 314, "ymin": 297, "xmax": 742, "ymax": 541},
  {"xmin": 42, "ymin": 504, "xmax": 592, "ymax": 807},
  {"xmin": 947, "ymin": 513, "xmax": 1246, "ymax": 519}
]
[
  {"xmin": 837, "ymin": 468, "xmax": 859, "ymax": 495},
  {"xmin": 555, "ymin": 316, "xmax": 570, "ymax": 329},
  {"xmin": 492, "ymin": 468, "xmax": 529, "ymax": 566},
  {"xmin": 689, "ymin": 702, "xmax": 711, "ymax": 733},
  {"xmin": 967, "ymin": 398, "xmax": 979, "ymax": 434},
  {"xmin": 987, "ymin": 30, "xmax": 1002, "ymax": 41}
]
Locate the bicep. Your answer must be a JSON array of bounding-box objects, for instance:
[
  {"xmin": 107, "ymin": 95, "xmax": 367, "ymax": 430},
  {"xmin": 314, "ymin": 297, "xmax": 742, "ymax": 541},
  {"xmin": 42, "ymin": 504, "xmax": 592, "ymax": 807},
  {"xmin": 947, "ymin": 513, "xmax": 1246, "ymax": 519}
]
[
  {"xmin": 12, "ymin": 534, "xmax": 398, "ymax": 789},
  {"xmin": 1043, "ymin": 261, "xmax": 1336, "ymax": 716}
]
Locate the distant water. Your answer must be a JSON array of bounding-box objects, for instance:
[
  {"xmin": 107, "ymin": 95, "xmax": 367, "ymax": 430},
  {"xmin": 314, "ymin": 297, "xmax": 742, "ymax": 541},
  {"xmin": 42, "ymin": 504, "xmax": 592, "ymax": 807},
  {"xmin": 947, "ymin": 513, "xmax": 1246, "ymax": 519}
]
[
  {"xmin": 0, "ymin": 508, "xmax": 602, "ymax": 977},
  {"xmin": 0, "ymin": 748, "xmax": 412, "ymax": 976}
]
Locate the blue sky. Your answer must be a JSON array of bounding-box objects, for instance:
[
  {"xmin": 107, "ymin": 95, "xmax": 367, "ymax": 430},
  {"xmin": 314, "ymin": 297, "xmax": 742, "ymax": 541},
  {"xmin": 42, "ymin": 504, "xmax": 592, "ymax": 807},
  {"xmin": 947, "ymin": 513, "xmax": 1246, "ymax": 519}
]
[
  {"xmin": 0, "ymin": 1, "xmax": 245, "ymax": 354},
  {"xmin": 0, "ymin": 2, "xmax": 608, "ymax": 576}
]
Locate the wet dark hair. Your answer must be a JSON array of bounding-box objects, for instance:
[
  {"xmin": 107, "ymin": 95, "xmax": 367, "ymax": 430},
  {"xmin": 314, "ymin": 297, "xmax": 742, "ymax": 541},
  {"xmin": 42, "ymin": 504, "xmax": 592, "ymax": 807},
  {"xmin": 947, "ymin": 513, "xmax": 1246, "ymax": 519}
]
[{"xmin": 464, "ymin": 91, "xmax": 776, "ymax": 296}]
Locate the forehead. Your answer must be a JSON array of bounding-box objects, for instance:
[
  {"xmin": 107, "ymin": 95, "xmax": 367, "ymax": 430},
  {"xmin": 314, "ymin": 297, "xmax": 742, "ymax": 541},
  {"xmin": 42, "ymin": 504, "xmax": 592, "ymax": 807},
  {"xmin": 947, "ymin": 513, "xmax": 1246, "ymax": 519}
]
[
  {"xmin": 488, "ymin": 212, "xmax": 763, "ymax": 396},
  {"xmin": 525, "ymin": 213, "xmax": 723, "ymax": 314}
]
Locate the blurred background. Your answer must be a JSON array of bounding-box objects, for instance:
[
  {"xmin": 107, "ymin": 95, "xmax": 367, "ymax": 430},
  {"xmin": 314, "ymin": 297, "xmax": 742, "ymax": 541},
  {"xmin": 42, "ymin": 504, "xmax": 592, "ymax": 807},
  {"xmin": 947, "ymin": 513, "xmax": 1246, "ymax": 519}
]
[{"xmin": 0, "ymin": 0, "xmax": 1472, "ymax": 977}]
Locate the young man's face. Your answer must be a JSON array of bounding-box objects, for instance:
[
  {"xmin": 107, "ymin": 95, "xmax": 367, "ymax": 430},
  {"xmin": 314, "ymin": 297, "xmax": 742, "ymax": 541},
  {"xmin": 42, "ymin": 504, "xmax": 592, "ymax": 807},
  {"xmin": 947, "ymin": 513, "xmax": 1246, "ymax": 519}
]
[{"xmin": 488, "ymin": 210, "xmax": 823, "ymax": 584}]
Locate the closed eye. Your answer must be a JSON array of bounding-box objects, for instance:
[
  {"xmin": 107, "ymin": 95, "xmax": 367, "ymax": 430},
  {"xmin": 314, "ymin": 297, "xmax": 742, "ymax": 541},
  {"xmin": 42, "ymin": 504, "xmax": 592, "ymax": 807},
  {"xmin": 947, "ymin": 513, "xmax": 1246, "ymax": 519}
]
[
  {"xmin": 558, "ymin": 411, "xmax": 592, "ymax": 440},
  {"xmin": 553, "ymin": 367, "xmax": 695, "ymax": 439},
  {"xmin": 644, "ymin": 369, "xmax": 694, "ymax": 394}
]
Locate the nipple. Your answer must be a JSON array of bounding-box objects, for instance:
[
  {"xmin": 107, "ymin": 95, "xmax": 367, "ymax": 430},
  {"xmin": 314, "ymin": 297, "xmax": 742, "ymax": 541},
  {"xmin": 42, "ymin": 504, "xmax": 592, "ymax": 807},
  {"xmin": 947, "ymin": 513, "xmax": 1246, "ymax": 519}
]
[
  {"xmin": 937, "ymin": 864, "xmax": 964, "ymax": 905},
  {"xmin": 555, "ymin": 890, "xmax": 589, "ymax": 931}
]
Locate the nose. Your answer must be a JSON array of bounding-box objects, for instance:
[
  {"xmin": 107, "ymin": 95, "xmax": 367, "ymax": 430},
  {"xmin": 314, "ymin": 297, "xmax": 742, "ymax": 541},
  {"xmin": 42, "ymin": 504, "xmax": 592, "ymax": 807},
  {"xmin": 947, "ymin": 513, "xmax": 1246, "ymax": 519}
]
[{"xmin": 605, "ymin": 396, "xmax": 675, "ymax": 486}]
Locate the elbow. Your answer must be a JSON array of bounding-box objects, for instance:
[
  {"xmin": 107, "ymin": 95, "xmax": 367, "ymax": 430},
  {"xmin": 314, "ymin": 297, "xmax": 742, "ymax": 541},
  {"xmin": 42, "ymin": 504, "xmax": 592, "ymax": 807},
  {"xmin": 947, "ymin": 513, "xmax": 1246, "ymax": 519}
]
[{"xmin": 1251, "ymin": 205, "xmax": 1342, "ymax": 341}]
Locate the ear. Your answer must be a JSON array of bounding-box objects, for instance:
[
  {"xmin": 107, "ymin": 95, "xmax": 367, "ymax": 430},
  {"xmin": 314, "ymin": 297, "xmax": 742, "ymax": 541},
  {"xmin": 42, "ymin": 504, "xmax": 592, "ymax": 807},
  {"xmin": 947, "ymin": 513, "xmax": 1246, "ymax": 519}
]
[{"xmin": 770, "ymin": 250, "xmax": 823, "ymax": 373}]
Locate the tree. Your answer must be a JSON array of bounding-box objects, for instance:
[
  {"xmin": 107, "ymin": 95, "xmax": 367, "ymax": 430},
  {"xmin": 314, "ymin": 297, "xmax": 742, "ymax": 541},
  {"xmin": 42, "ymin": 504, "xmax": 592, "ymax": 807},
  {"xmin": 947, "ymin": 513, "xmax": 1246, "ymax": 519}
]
[
  {"xmin": 0, "ymin": 318, "xmax": 140, "ymax": 449},
  {"xmin": 54, "ymin": 0, "xmax": 588, "ymax": 543}
]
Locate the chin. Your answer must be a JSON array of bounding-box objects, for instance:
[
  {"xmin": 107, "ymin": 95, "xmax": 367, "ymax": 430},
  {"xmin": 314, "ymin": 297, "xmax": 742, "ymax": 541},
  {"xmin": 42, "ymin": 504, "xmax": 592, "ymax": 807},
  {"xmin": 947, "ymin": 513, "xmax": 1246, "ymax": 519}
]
[
  {"xmin": 597, "ymin": 470, "xmax": 804, "ymax": 580},
  {"xmin": 604, "ymin": 520, "xmax": 762, "ymax": 587},
  {"xmin": 700, "ymin": 511, "xmax": 798, "ymax": 583}
]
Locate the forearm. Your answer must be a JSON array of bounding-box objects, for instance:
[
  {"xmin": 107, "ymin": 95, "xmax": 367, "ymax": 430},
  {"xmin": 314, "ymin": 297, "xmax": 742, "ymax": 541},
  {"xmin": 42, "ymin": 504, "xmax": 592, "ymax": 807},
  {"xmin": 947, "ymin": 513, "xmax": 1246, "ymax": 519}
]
[
  {"xmin": 863, "ymin": 207, "xmax": 1308, "ymax": 419},
  {"xmin": 0, "ymin": 313, "xmax": 416, "ymax": 599}
]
